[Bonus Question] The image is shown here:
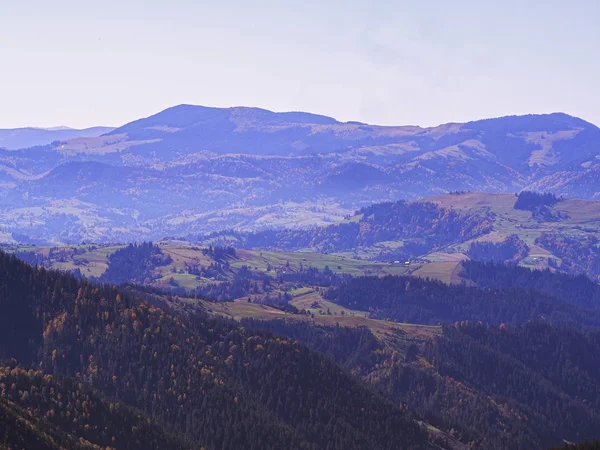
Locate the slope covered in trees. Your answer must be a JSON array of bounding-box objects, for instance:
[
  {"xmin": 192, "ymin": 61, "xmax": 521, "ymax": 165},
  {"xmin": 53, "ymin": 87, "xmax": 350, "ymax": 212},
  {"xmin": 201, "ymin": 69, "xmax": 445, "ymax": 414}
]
[
  {"xmin": 0, "ymin": 251, "xmax": 427, "ymax": 450},
  {"xmin": 325, "ymin": 274, "xmax": 600, "ymax": 327},
  {"xmin": 0, "ymin": 366, "xmax": 190, "ymax": 450},
  {"xmin": 6, "ymin": 248, "xmax": 600, "ymax": 449},
  {"xmin": 467, "ymin": 234, "xmax": 529, "ymax": 264},
  {"xmin": 536, "ymin": 233, "xmax": 600, "ymax": 280},
  {"xmin": 553, "ymin": 442, "xmax": 600, "ymax": 450},
  {"xmin": 423, "ymin": 323, "xmax": 600, "ymax": 448},
  {"xmin": 462, "ymin": 260, "xmax": 600, "ymax": 309},
  {"xmin": 514, "ymin": 190, "xmax": 562, "ymax": 210},
  {"xmin": 199, "ymin": 201, "xmax": 492, "ymax": 257},
  {"xmin": 241, "ymin": 317, "xmax": 600, "ymax": 449},
  {"xmin": 514, "ymin": 191, "xmax": 566, "ymax": 222},
  {"xmin": 100, "ymin": 242, "xmax": 173, "ymax": 285}
]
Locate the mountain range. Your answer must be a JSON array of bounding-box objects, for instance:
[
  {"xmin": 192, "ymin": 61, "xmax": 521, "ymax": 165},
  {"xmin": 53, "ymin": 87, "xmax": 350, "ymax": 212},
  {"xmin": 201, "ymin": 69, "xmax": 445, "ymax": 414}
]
[
  {"xmin": 4, "ymin": 104, "xmax": 600, "ymax": 449},
  {"xmin": 0, "ymin": 105, "xmax": 599, "ymax": 244}
]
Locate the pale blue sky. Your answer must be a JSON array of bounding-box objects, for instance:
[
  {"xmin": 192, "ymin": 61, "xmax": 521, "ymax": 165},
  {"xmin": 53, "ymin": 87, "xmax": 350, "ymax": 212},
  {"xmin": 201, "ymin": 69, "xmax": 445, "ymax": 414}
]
[{"xmin": 1, "ymin": 0, "xmax": 599, "ymax": 128}]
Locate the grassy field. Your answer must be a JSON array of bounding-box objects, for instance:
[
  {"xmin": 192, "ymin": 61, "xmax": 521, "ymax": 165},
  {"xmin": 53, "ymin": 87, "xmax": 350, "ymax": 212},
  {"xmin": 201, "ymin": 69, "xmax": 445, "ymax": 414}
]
[
  {"xmin": 290, "ymin": 291, "xmax": 369, "ymax": 318},
  {"xmin": 198, "ymin": 291, "xmax": 440, "ymax": 344},
  {"xmin": 230, "ymin": 249, "xmax": 411, "ymax": 277},
  {"xmin": 71, "ymin": 245, "xmax": 123, "ymax": 277},
  {"xmin": 9, "ymin": 241, "xmax": 413, "ymax": 289},
  {"xmin": 412, "ymin": 261, "xmax": 464, "ymax": 284},
  {"xmin": 409, "ymin": 192, "xmax": 600, "ymax": 281}
]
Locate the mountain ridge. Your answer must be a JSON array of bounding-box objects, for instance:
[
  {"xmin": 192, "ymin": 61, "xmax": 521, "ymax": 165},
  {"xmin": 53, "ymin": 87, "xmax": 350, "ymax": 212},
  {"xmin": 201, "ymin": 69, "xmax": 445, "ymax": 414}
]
[{"xmin": 1, "ymin": 105, "xmax": 600, "ymax": 243}]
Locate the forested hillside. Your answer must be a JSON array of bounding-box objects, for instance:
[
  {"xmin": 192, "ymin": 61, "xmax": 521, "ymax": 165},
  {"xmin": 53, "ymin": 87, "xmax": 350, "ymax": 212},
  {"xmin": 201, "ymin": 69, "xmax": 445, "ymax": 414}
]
[
  {"xmin": 427, "ymin": 323, "xmax": 600, "ymax": 448},
  {"xmin": 553, "ymin": 442, "xmax": 600, "ymax": 450},
  {"xmin": 0, "ymin": 251, "xmax": 427, "ymax": 450},
  {"xmin": 467, "ymin": 234, "xmax": 529, "ymax": 264},
  {"xmin": 100, "ymin": 242, "xmax": 173, "ymax": 285},
  {"xmin": 325, "ymin": 274, "xmax": 600, "ymax": 327},
  {"xmin": 199, "ymin": 200, "xmax": 492, "ymax": 256},
  {"xmin": 5, "ymin": 249, "xmax": 600, "ymax": 448},
  {"xmin": 0, "ymin": 366, "xmax": 191, "ymax": 450},
  {"xmin": 241, "ymin": 318, "xmax": 600, "ymax": 449},
  {"xmin": 536, "ymin": 233, "xmax": 600, "ymax": 279},
  {"xmin": 462, "ymin": 260, "xmax": 600, "ymax": 309}
]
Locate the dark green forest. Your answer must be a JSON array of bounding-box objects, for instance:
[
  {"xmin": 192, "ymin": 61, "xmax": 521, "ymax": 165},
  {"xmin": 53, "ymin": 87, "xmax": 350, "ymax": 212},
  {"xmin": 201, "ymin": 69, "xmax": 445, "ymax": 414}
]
[
  {"xmin": 0, "ymin": 251, "xmax": 426, "ymax": 450},
  {"xmin": 241, "ymin": 317, "xmax": 600, "ymax": 449},
  {"xmin": 467, "ymin": 234, "xmax": 529, "ymax": 263},
  {"xmin": 325, "ymin": 273, "xmax": 600, "ymax": 327},
  {"xmin": 462, "ymin": 260, "xmax": 600, "ymax": 309},
  {"xmin": 536, "ymin": 233, "xmax": 600, "ymax": 280},
  {"xmin": 100, "ymin": 242, "xmax": 173, "ymax": 285},
  {"xmin": 514, "ymin": 190, "xmax": 562, "ymax": 210},
  {"xmin": 0, "ymin": 365, "xmax": 191, "ymax": 450}
]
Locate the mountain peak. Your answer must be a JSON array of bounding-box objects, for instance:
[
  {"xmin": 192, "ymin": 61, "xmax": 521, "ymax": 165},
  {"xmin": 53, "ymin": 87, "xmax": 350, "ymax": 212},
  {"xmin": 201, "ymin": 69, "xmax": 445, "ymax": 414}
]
[
  {"xmin": 464, "ymin": 112, "xmax": 598, "ymax": 133},
  {"xmin": 109, "ymin": 104, "xmax": 339, "ymax": 136}
]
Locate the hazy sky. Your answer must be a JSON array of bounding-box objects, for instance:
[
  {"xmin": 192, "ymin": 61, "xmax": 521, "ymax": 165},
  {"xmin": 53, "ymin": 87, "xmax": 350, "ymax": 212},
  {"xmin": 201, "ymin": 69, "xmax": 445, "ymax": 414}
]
[{"xmin": 1, "ymin": 0, "xmax": 599, "ymax": 128}]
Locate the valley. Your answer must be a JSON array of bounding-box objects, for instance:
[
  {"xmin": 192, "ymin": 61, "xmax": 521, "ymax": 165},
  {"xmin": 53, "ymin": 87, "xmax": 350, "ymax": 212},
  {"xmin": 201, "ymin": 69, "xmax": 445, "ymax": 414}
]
[
  {"xmin": 194, "ymin": 191, "xmax": 600, "ymax": 282},
  {"xmin": 6, "ymin": 241, "xmax": 413, "ymax": 288}
]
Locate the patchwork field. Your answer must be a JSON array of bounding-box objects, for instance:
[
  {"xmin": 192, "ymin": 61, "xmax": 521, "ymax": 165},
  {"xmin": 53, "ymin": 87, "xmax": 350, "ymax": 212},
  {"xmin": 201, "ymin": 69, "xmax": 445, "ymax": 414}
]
[
  {"xmin": 412, "ymin": 192, "xmax": 600, "ymax": 280},
  {"xmin": 6, "ymin": 241, "xmax": 414, "ymax": 290},
  {"xmin": 8, "ymin": 192, "xmax": 600, "ymax": 287}
]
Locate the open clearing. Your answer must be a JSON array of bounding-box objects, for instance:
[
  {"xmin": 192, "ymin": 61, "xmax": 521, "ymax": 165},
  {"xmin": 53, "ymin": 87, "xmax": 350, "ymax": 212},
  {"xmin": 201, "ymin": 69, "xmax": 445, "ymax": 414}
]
[
  {"xmin": 412, "ymin": 261, "xmax": 463, "ymax": 284},
  {"xmin": 198, "ymin": 289, "xmax": 440, "ymax": 344}
]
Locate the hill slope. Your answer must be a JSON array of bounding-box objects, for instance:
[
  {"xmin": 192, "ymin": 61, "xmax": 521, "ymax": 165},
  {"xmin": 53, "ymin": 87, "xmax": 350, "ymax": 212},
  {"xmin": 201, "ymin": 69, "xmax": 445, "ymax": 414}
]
[
  {"xmin": 192, "ymin": 191, "xmax": 600, "ymax": 281},
  {"xmin": 10, "ymin": 190, "xmax": 600, "ymax": 284},
  {"xmin": 0, "ymin": 251, "xmax": 427, "ymax": 450},
  {"xmin": 7, "ymin": 247, "xmax": 600, "ymax": 449},
  {"xmin": 242, "ymin": 317, "xmax": 600, "ymax": 450},
  {"xmin": 0, "ymin": 366, "xmax": 191, "ymax": 450}
]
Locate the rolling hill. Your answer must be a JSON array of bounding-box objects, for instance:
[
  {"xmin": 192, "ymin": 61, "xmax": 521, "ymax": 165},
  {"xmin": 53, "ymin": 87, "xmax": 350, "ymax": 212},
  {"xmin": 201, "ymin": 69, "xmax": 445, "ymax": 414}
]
[
  {"xmin": 190, "ymin": 191, "xmax": 600, "ymax": 281},
  {"xmin": 7, "ymin": 243, "xmax": 600, "ymax": 448},
  {"xmin": 0, "ymin": 106, "xmax": 599, "ymax": 244},
  {"xmin": 8, "ymin": 189, "xmax": 600, "ymax": 285}
]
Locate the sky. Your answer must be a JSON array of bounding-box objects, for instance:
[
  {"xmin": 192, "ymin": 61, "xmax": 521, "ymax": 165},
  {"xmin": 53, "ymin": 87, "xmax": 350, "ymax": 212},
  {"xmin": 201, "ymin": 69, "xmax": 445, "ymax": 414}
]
[{"xmin": 1, "ymin": 0, "xmax": 599, "ymax": 129}]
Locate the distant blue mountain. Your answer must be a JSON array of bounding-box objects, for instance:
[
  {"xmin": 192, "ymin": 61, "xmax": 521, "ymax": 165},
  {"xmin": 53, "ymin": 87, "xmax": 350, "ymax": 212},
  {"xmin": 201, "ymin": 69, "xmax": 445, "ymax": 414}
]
[{"xmin": 0, "ymin": 126, "xmax": 114, "ymax": 150}]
